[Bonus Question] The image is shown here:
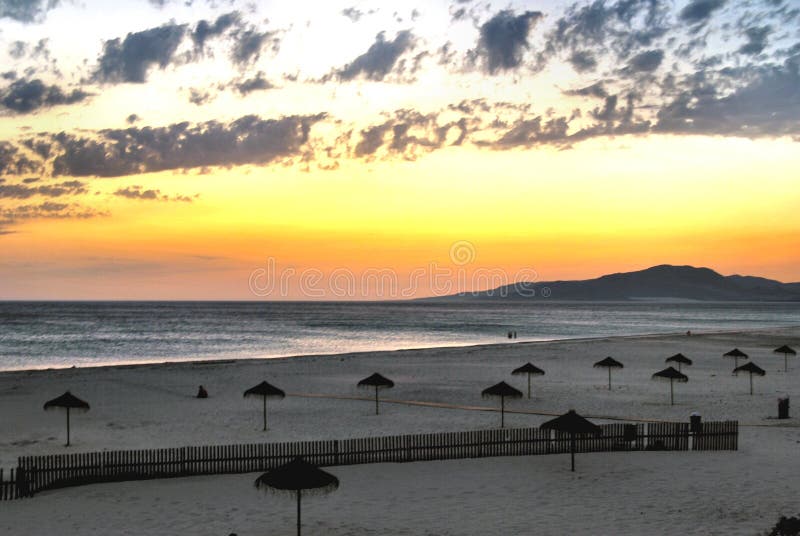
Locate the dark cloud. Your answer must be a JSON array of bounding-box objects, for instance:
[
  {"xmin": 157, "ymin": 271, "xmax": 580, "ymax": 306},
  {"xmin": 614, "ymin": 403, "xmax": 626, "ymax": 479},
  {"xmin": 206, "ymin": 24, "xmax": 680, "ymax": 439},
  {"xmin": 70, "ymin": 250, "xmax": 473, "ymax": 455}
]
[
  {"xmin": 547, "ymin": 0, "xmax": 669, "ymax": 70},
  {"xmin": 8, "ymin": 40, "xmax": 27, "ymax": 59},
  {"xmin": 341, "ymin": 7, "xmax": 363, "ymax": 22},
  {"xmin": 21, "ymin": 137, "xmax": 51, "ymax": 159},
  {"xmin": 8, "ymin": 38, "xmax": 50, "ymax": 61},
  {"xmin": 94, "ymin": 23, "xmax": 188, "ymax": 83},
  {"xmin": 486, "ymin": 116, "xmax": 571, "ymax": 148},
  {"xmin": 1, "ymin": 71, "xmax": 16, "ymax": 81},
  {"xmin": 0, "ymin": 141, "xmax": 41, "ymax": 175},
  {"xmin": 231, "ymin": 28, "xmax": 278, "ymax": 65},
  {"xmin": 337, "ymin": 31, "xmax": 415, "ymax": 81},
  {"xmin": 679, "ymin": 0, "xmax": 725, "ymax": 24},
  {"xmin": 564, "ymin": 81, "xmax": 608, "ymax": 98},
  {"xmin": 655, "ymin": 55, "xmax": 800, "ymax": 137},
  {"xmin": 1, "ymin": 79, "xmax": 91, "ymax": 113},
  {"xmin": 47, "ymin": 113, "xmax": 325, "ymax": 177},
  {"xmin": 234, "ymin": 72, "xmax": 274, "ymax": 95},
  {"xmin": 354, "ymin": 123, "xmax": 393, "ymax": 157},
  {"xmin": 192, "ymin": 11, "xmax": 241, "ymax": 52},
  {"xmin": 0, "ymin": 179, "xmax": 87, "ymax": 199},
  {"xmin": 126, "ymin": 113, "xmax": 140, "ymax": 124},
  {"xmin": 451, "ymin": 7, "xmax": 467, "ymax": 21},
  {"xmin": 0, "ymin": 202, "xmax": 104, "ymax": 227},
  {"xmin": 738, "ymin": 26, "xmax": 771, "ymax": 55},
  {"xmin": 0, "ymin": 0, "xmax": 60, "ymax": 23},
  {"xmin": 188, "ymin": 88, "xmax": 213, "ymax": 105},
  {"xmin": 627, "ymin": 49, "xmax": 664, "ymax": 72},
  {"xmin": 113, "ymin": 185, "xmax": 194, "ymax": 202},
  {"xmin": 569, "ymin": 50, "xmax": 598, "ymax": 72},
  {"xmin": 354, "ymin": 110, "xmax": 469, "ymax": 159},
  {"xmin": 473, "ymin": 10, "xmax": 543, "ymax": 74}
]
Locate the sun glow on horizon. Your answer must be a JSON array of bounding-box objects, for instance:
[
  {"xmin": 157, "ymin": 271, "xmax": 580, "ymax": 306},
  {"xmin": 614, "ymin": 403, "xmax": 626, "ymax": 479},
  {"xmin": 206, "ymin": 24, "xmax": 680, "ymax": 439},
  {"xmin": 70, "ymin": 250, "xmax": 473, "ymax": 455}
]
[{"xmin": 1, "ymin": 0, "xmax": 799, "ymax": 298}]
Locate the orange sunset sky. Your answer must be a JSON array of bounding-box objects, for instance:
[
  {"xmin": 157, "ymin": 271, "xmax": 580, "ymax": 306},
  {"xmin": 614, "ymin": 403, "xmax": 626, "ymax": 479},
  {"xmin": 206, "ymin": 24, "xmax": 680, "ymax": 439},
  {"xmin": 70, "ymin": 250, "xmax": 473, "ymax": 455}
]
[{"xmin": 0, "ymin": 0, "xmax": 798, "ymax": 299}]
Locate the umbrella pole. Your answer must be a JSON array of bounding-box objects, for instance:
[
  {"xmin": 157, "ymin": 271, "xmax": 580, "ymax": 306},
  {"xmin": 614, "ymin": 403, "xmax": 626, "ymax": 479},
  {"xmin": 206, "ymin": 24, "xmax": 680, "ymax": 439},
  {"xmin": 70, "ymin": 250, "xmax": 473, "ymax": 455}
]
[
  {"xmin": 608, "ymin": 368, "xmax": 611, "ymax": 390},
  {"xmin": 500, "ymin": 396, "xmax": 505, "ymax": 428},
  {"xmin": 263, "ymin": 396, "xmax": 267, "ymax": 431},
  {"xmin": 670, "ymin": 379, "xmax": 674, "ymax": 406},
  {"xmin": 527, "ymin": 374, "xmax": 531, "ymax": 399},
  {"xmin": 297, "ymin": 489, "xmax": 302, "ymax": 536},
  {"xmin": 749, "ymin": 373, "xmax": 753, "ymax": 396},
  {"xmin": 375, "ymin": 386, "xmax": 379, "ymax": 415},
  {"xmin": 66, "ymin": 407, "xmax": 71, "ymax": 447},
  {"xmin": 785, "ymin": 353, "xmax": 788, "ymax": 373},
  {"xmin": 570, "ymin": 433, "xmax": 575, "ymax": 472}
]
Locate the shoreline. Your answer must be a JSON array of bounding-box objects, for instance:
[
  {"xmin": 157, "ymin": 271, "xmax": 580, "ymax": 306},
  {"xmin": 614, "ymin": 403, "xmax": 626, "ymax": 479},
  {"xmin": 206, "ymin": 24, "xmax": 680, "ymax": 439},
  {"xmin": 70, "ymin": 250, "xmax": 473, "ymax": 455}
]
[
  {"xmin": 1, "ymin": 324, "xmax": 799, "ymax": 534},
  {"xmin": 3, "ymin": 323, "xmax": 799, "ymax": 376}
]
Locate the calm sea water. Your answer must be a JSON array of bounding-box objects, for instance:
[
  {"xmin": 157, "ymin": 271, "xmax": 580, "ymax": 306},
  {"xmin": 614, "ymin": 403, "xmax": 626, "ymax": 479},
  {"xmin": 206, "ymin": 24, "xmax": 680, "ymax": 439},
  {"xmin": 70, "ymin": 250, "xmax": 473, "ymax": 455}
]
[{"xmin": 0, "ymin": 301, "xmax": 799, "ymax": 371}]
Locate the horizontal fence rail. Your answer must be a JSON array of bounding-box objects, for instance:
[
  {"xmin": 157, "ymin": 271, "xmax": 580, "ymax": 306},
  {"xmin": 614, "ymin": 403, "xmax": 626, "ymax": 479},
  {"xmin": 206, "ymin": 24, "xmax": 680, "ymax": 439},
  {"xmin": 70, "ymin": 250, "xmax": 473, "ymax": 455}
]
[{"xmin": 5, "ymin": 420, "xmax": 737, "ymax": 500}]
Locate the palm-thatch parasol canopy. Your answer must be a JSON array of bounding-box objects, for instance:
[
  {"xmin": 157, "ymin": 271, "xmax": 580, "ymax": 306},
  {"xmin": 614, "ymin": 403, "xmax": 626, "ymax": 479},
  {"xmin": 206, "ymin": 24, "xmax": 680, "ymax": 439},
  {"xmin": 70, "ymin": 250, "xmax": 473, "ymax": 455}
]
[
  {"xmin": 511, "ymin": 363, "xmax": 545, "ymax": 399},
  {"xmin": 255, "ymin": 457, "xmax": 339, "ymax": 536},
  {"xmin": 652, "ymin": 367, "xmax": 688, "ymax": 406},
  {"xmin": 733, "ymin": 361, "xmax": 766, "ymax": 395},
  {"xmin": 43, "ymin": 391, "xmax": 90, "ymax": 447},
  {"xmin": 244, "ymin": 381, "xmax": 286, "ymax": 431},
  {"xmin": 593, "ymin": 357, "xmax": 623, "ymax": 390},
  {"xmin": 357, "ymin": 373, "xmax": 394, "ymax": 415},
  {"xmin": 357, "ymin": 372, "xmax": 394, "ymax": 389},
  {"xmin": 540, "ymin": 410, "xmax": 601, "ymax": 472},
  {"xmin": 665, "ymin": 353, "xmax": 693, "ymax": 372},
  {"xmin": 773, "ymin": 345, "xmax": 796, "ymax": 372},
  {"xmin": 481, "ymin": 381, "xmax": 522, "ymax": 428},
  {"xmin": 723, "ymin": 348, "xmax": 748, "ymax": 369}
]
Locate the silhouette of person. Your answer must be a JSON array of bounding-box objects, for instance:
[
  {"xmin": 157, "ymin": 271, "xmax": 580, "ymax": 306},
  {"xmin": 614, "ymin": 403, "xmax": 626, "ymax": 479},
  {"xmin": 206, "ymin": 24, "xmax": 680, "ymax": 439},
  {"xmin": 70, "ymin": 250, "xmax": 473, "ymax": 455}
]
[{"xmin": 197, "ymin": 385, "xmax": 208, "ymax": 399}]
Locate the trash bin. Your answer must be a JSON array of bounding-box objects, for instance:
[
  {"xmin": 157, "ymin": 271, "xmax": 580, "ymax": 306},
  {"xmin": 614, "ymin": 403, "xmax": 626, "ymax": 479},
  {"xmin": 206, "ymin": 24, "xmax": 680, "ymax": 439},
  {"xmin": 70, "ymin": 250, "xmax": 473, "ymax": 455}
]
[
  {"xmin": 778, "ymin": 397, "xmax": 790, "ymax": 419},
  {"xmin": 690, "ymin": 412, "xmax": 702, "ymax": 434}
]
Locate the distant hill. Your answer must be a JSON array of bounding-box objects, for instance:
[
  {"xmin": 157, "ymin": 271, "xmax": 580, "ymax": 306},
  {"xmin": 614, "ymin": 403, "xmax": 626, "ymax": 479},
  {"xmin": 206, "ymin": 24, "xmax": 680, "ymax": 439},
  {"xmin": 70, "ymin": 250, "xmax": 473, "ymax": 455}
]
[{"xmin": 425, "ymin": 265, "xmax": 800, "ymax": 302}]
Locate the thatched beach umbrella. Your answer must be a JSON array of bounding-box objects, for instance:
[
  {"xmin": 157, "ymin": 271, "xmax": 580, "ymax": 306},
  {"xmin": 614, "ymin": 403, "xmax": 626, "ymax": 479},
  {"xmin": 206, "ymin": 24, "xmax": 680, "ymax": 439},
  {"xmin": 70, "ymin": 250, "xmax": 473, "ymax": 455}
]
[
  {"xmin": 357, "ymin": 373, "xmax": 394, "ymax": 415},
  {"xmin": 593, "ymin": 357, "xmax": 623, "ymax": 390},
  {"xmin": 723, "ymin": 348, "xmax": 748, "ymax": 369},
  {"xmin": 665, "ymin": 353, "xmax": 693, "ymax": 372},
  {"xmin": 481, "ymin": 381, "xmax": 522, "ymax": 428},
  {"xmin": 244, "ymin": 381, "xmax": 285, "ymax": 431},
  {"xmin": 733, "ymin": 361, "xmax": 766, "ymax": 395},
  {"xmin": 773, "ymin": 345, "xmax": 796, "ymax": 372},
  {"xmin": 540, "ymin": 409, "xmax": 601, "ymax": 472},
  {"xmin": 43, "ymin": 391, "xmax": 90, "ymax": 447},
  {"xmin": 651, "ymin": 367, "xmax": 688, "ymax": 405},
  {"xmin": 255, "ymin": 457, "xmax": 339, "ymax": 536},
  {"xmin": 511, "ymin": 363, "xmax": 545, "ymax": 398}
]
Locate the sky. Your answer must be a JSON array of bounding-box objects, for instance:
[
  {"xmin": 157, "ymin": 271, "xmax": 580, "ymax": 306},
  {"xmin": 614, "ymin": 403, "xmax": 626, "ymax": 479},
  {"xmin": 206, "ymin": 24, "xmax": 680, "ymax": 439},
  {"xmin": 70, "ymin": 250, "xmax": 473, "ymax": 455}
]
[{"xmin": 0, "ymin": 0, "xmax": 798, "ymax": 299}]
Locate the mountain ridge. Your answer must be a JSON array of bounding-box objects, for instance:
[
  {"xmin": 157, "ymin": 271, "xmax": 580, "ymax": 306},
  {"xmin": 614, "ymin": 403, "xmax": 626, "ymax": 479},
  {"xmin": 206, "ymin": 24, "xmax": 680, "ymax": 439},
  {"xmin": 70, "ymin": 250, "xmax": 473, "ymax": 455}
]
[{"xmin": 424, "ymin": 264, "xmax": 800, "ymax": 302}]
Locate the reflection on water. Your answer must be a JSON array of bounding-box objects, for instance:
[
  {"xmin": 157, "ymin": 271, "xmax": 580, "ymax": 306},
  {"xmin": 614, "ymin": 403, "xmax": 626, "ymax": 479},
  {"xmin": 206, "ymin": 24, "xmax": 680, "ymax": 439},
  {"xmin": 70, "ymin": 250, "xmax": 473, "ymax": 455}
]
[{"xmin": 0, "ymin": 301, "xmax": 798, "ymax": 370}]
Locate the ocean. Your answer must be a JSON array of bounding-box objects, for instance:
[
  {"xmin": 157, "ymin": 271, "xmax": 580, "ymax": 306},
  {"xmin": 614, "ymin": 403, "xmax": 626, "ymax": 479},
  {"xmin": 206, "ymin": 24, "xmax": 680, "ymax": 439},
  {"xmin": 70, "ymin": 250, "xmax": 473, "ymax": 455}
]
[{"xmin": 1, "ymin": 301, "xmax": 799, "ymax": 371}]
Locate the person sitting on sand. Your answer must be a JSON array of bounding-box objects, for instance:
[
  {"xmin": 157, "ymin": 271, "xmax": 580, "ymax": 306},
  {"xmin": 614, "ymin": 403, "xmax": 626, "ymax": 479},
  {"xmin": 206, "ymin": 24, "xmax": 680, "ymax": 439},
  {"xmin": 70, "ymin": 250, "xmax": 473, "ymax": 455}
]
[{"xmin": 197, "ymin": 385, "xmax": 208, "ymax": 399}]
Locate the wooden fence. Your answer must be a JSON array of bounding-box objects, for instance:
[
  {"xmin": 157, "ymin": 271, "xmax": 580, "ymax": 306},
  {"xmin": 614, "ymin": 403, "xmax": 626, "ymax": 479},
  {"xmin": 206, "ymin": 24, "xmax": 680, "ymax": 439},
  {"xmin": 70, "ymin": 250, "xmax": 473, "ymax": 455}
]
[
  {"xmin": 0, "ymin": 468, "xmax": 23, "ymax": 500},
  {"xmin": 4, "ymin": 420, "xmax": 737, "ymax": 500}
]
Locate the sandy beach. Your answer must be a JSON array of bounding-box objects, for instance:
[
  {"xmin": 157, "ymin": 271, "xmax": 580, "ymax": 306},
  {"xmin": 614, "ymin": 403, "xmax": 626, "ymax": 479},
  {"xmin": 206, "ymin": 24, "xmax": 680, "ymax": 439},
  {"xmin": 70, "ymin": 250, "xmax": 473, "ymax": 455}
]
[{"xmin": 2, "ymin": 326, "xmax": 799, "ymax": 535}]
